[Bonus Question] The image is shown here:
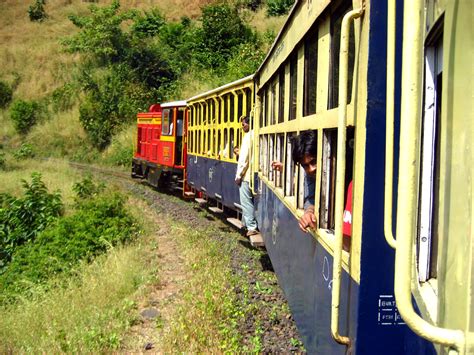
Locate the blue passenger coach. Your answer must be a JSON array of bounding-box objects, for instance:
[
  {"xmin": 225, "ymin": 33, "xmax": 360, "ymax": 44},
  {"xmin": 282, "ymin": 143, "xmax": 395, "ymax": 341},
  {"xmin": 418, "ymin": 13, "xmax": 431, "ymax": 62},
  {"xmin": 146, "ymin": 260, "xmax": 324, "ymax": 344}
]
[
  {"xmin": 186, "ymin": 76, "xmax": 254, "ymax": 214},
  {"xmin": 252, "ymin": 0, "xmax": 472, "ymax": 353}
]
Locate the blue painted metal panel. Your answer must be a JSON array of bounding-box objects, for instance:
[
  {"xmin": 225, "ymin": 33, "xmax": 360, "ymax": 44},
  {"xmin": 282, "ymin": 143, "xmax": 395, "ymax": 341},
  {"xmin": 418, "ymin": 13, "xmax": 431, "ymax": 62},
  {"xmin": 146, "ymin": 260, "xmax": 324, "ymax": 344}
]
[
  {"xmin": 354, "ymin": 1, "xmax": 436, "ymax": 353},
  {"xmin": 256, "ymin": 183, "xmax": 352, "ymax": 354},
  {"xmin": 187, "ymin": 154, "xmax": 241, "ymax": 210}
]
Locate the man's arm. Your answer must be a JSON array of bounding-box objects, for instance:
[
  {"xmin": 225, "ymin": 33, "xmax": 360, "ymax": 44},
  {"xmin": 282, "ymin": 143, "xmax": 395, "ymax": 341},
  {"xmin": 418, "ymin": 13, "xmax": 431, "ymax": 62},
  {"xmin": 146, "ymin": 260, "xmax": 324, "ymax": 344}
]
[{"xmin": 299, "ymin": 175, "xmax": 316, "ymax": 233}]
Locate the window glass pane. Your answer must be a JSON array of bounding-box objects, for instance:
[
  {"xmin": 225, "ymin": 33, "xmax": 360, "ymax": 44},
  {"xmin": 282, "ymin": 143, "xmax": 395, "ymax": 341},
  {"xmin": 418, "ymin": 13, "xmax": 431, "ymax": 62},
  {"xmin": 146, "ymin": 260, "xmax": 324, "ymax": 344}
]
[
  {"xmin": 230, "ymin": 128, "xmax": 235, "ymax": 159},
  {"xmin": 285, "ymin": 133, "xmax": 296, "ymax": 196},
  {"xmin": 230, "ymin": 94, "xmax": 235, "ymax": 123},
  {"xmin": 278, "ymin": 68, "xmax": 285, "ymax": 123},
  {"xmin": 418, "ymin": 36, "xmax": 443, "ymax": 282},
  {"xmin": 245, "ymin": 88, "xmax": 252, "ymax": 116},
  {"xmin": 275, "ymin": 133, "xmax": 284, "ymax": 187},
  {"xmin": 162, "ymin": 109, "xmax": 171, "ymax": 135},
  {"xmin": 304, "ymin": 28, "xmax": 318, "ymax": 116},
  {"xmin": 224, "ymin": 95, "xmax": 228, "ymax": 123},
  {"xmin": 238, "ymin": 93, "xmax": 243, "ymax": 120},
  {"xmin": 329, "ymin": 4, "xmax": 355, "ymax": 109},
  {"xmin": 289, "ymin": 54, "xmax": 298, "ymax": 120},
  {"xmin": 320, "ymin": 129, "xmax": 337, "ymax": 229},
  {"xmin": 271, "ymin": 80, "xmax": 277, "ymax": 125}
]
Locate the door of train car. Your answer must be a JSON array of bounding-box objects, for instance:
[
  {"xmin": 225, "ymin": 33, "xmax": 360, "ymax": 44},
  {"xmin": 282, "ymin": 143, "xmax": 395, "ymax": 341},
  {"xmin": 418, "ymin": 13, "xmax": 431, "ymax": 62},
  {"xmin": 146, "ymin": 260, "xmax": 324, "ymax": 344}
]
[
  {"xmin": 157, "ymin": 101, "xmax": 187, "ymax": 169},
  {"xmin": 384, "ymin": 0, "xmax": 473, "ymax": 353}
]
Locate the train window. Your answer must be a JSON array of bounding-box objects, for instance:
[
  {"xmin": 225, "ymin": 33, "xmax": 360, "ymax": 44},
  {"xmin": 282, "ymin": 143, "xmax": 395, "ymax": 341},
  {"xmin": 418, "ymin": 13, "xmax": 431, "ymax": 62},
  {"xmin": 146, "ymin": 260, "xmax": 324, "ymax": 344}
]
[
  {"xmin": 197, "ymin": 131, "xmax": 201, "ymax": 154},
  {"xmin": 230, "ymin": 129, "xmax": 235, "ymax": 159},
  {"xmin": 304, "ymin": 27, "xmax": 318, "ymax": 116},
  {"xmin": 261, "ymin": 89, "xmax": 267, "ymax": 127},
  {"xmin": 278, "ymin": 68, "xmax": 285, "ymax": 123},
  {"xmin": 289, "ymin": 53, "xmax": 298, "ymax": 120},
  {"xmin": 270, "ymin": 80, "xmax": 277, "ymax": 125},
  {"xmin": 202, "ymin": 104, "xmax": 206, "ymax": 125},
  {"xmin": 417, "ymin": 34, "xmax": 443, "ymax": 282},
  {"xmin": 217, "ymin": 129, "xmax": 222, "ymax": 157},
  {"xmin": 285, "ymin": 133, "xmax": 296, "ymax": 197},
  {"xmin": 222, "ymin": 129, "xmax": 228, "ymax": 158},
  {"xmin": 297, "ymin": 165, "xmax": 306, "ymax": 209},
  {"xmin": 177, "ymin": 110, "xmax": 184, "ymax": 137},
  {"xmin": 328, "ymin": 4, "xmax": 355, "ymax": 109},
  {"xmin": 268, "ymin": 134, "xmax": 275, "ymax": 181},
  {"xmin": 162, "ymin": 109, "xmax": 172, "ymax": 136},
  {"xmin": 223, "ymin": 95, "xmax": 228, "ymax": 123},
  {"xmin": 261, "ymin": 135, "xmax": 268, "ymax": 177},
  {"xmin": 237, "ymin": 92, "xmax": 243, "ymax": 120},
  {"xmin": 207, "ymin": 99, "xmax": 215, "ymax": 126},
  {"xmin": 320, "ymin": 129, "xmax": 337, "ymax": 229},
  {"xmin": 275, "ymin": 134, "xmax": 284, "ymax": 187},
  {"xmin": 245, "ymin": 88, "xmax": 252, "ymax": 116},
  {"xmin": 319, "ymin": 128, "xmax": 354, "ymax": 230},
  {"xmin": 229, "ymin": 94, "xmax": 235, "ymax": 122},
  {"xmin": 266, "ymin": 87, "xmax": 271, "ymax": 127}
]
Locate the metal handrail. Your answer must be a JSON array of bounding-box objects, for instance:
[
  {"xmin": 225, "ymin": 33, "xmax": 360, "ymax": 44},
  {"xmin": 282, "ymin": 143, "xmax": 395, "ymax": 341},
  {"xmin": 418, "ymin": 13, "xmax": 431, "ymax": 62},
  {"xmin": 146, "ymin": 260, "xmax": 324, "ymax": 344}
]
[
  {"xmin": 331, "ymin": 5, "xmax": 364, "ymax": 346},
  {"xmin": 394, "ymin": 0, "xmax": 465, "ymax": 351},
  {"xmin": 384, "ymin": 0, "xmax": 397, "ymax": 249}
]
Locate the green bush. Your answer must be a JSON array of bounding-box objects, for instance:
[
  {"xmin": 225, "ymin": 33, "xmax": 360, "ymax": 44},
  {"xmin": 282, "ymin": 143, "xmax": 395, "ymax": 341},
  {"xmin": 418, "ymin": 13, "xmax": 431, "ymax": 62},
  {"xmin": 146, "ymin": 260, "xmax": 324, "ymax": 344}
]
[
  {"xmin": 266, "ymin": 0, "xmax": 295, "ymax": 16},
  {"xmin": 0, "ymin": 173, "xmax": 63, "ymax": 268},
  {"xmin": 50, "ymin": 83, "xmax": 76, "ymax": 113},
  {"xmin": 72, "ymin": 174, "xmax": 105, "ymax": 200},
  {"xmin": 131, "ymin": 8, "xmax": 165, "ymax": 38},
  {"xmin": 0, "ymin": 80, "xmax": 13, "ymax": 108},
  {"xmin": 62, "ymin": 0, "xmax": 136, "ymax": 65},
  {"xmin": 225, "ymin": 42, "xmax": 266, "ymax": 81},
  {"xmin": 106, "ymin": 143, "xmax": 133, "ymax": 167},
  {"xmin": 196, "ymin": 3, "xmax": 256, "ymax": 69},
  {"xmin": 0, "ymin": 191, "xmax": 138, "ymax": 299},
  {"xmin": 13, "ymin": 143, "xmax": 35, "ymax": 160},
  {"xmin": 28, "ymin": 0, "xmax": 48, "ymax": 22},
  {"xmin": 9, "ymin": 99, "xmax": 40, "ymax": 134}
]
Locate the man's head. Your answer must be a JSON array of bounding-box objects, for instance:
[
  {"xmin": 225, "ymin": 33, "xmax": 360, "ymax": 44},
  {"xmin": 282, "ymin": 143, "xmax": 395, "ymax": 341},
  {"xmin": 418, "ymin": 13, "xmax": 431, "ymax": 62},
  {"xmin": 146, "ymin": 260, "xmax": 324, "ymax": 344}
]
[
  {"xmin": 292, "ymin": 130, "xmax": 317, "ymax": 178},
  {"xmin": 240, "ymin": 115, "xmax": 250, "ymax": 133}
]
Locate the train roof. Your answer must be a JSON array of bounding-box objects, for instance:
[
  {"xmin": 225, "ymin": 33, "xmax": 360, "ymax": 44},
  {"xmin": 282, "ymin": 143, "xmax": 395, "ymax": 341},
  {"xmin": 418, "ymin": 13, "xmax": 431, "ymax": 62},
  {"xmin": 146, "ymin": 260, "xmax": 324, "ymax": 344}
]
[
  {"xmin": 160, "ymin": 100, "xmax": 187, "ymax": 108},
  {"xmin": 187, "ymin": 74, "xmax": 254, "ymax": 103}
]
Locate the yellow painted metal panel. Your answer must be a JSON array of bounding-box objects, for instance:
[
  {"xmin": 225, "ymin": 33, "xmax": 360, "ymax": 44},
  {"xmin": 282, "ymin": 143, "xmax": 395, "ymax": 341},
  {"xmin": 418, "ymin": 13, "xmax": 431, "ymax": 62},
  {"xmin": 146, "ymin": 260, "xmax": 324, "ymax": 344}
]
[
  {"xmin": 160, "ymin": 136, "xmax": 175, "ymax": 143},
  {"xmin": 317, "ymin": 18, "xmax": 331, "ymax": 114}
]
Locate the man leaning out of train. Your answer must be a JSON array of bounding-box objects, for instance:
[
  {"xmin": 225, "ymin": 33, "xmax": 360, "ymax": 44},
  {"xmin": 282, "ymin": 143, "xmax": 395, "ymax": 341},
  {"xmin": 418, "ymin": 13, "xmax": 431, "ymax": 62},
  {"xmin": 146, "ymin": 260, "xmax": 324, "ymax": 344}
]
[
  {"xmin": 272, "ymin": 130, "xmax": 352, "ymax": 250},
  {"xmin": 272, "ymin": 130, "xmax": 317, "ymax": 233}
]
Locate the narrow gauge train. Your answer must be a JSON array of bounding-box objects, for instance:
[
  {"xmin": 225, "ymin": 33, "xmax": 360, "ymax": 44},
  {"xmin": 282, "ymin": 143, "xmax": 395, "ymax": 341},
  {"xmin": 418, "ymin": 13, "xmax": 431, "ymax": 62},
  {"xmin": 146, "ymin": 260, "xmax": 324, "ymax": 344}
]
[{"xmin": 132, "ymin": 0, "xmax": 473, "ymax": 353}]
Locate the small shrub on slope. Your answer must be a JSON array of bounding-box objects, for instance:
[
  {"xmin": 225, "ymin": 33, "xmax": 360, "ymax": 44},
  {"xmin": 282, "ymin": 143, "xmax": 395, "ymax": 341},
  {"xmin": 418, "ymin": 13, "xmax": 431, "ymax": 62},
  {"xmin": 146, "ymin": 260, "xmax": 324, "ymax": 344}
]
[
  {"xmin": 0, "ymin": 173, "xmax": 63, "ymax": 268},
  {"xmin": 0, "ymin": 190, "xmax": 138, "ymax": 302}
]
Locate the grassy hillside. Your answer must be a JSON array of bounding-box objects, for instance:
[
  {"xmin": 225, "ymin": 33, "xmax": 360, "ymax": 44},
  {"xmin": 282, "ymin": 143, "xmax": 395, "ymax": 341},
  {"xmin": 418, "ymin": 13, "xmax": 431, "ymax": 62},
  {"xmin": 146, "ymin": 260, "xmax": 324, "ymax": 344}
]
[{"xmin": 0, "ymin": 0, "xmax": 286, "ymax": 169}]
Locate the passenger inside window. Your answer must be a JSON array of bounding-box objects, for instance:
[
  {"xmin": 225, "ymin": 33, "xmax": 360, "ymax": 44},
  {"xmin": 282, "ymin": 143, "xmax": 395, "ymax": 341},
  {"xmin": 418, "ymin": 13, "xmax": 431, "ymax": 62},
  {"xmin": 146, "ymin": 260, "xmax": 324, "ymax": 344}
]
[{"xmin": 272, "ymin": 130, "xmax": 353, "ymax": 249}]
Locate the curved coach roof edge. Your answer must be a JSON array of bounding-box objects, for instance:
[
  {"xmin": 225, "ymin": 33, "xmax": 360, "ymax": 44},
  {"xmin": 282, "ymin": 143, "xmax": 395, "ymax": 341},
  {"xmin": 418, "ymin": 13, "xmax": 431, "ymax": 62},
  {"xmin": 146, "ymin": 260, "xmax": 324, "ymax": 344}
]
[
  {"xmin": 161, "ymin": 100, "xmax": 187, "ymax": 108},
  {"xmin": 187, "ymin": 74, "xmax": 254, "ymax": 103}
]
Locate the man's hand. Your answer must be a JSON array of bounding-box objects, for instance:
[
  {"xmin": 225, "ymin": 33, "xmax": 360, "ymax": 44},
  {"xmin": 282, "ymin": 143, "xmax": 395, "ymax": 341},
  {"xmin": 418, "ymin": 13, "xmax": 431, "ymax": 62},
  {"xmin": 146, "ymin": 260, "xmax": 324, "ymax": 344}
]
[
  {"xmin": 235, "ymin": 177, "xmax": 242, "ymax": 186},
  {"xmin": 299, "ymin": 209, "xmax": 317, "ymax": 233},
  {"xmin": 271, "ymin": 161, "xmax": 283, "ymax": 171}
]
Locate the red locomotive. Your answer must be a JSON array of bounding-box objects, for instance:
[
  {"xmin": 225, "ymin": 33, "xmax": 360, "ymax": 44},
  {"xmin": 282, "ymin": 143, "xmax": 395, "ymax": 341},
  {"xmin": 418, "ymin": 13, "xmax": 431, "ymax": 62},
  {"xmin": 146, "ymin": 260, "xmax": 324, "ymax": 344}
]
[{"xmin": 132, "ymin": 101, "xmax": 188, "ymax": 189}]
